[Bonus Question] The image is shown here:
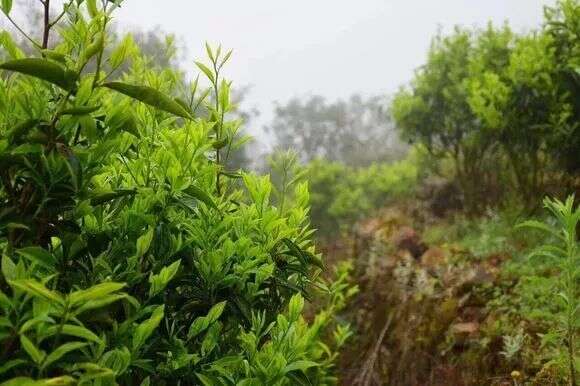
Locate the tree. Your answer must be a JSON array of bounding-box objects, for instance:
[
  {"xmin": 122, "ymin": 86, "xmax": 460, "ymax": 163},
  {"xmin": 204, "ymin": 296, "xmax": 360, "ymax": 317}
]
[
  {"xmin": 267, "ymin": 94, "xmax": 405, "ymax": 167},
  {"xmin": 392, "ymin": 3, "xmax": 580, "ymax": 211},
  {"xmin": 392, "ymin": 26, "xmax": 495, "ymax": 212}
]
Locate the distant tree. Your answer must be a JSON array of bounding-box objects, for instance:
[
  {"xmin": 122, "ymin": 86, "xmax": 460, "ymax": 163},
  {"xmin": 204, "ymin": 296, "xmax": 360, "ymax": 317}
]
[
  {"xmin": 266, "ymin": 94, "xmax": 406, "ymax": 166},
  {"xmin": 393, "ymin": 0, "xmax": 580, "ymax": 211},
  {"xmin": 392, "ymin": 26, "xmax": 494, "ymax": 212}
]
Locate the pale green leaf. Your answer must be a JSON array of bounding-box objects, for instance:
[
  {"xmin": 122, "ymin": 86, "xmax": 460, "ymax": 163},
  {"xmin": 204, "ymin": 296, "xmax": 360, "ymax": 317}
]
[{"xmin": 103, "ymin": 82, "xmax": 192, "ymax": 119}]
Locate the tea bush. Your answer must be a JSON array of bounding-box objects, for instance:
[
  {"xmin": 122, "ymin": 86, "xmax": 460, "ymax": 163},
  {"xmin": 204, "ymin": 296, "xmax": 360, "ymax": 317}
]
[
  {"xmin": 0, "ymin": 1, "xmax": 353, "ymax": 385},
  {"xmin": 392, "ymin": 0, "xmax": 580, "ymax": 212},
  {"xmin": 306, "ymin": 150, "xmax": 419, "ymax": 236}
]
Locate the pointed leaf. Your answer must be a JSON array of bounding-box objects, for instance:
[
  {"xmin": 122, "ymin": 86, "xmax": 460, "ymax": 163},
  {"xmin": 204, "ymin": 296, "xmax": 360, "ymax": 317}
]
[
  {"xmin": 69, "ymin": 282, "xmax": 125, "ymax": 306},
  {"xmin": 7, "ymin": 119, "xmax": 40, "ymax": 144},
  {"xmin": 183, "ymin": 184, "xmax": 218, "ymax": 211},
  {"xmin": 44, "ymin": 324, "xmax": 102, "ymax": 344},
  {"xmin": 59, "ymin": 105, "xmax": 100, "ymax": 116},
  {"xmin": 15, "ymin": 247, "xmax": 56, "ymax": 271},
  {"xmin": 132, "ymin": 305, "xmax": 164, "ymax": 351},
  {"xmin": 20, "ymin": 335, "xmax": 45, "ymax": 364},
  {"xmin": 9, "ymin": 280, "xmax": 63, "ymax": 304},
  {"xmin": 103, "ymin": 82, "xmax": 192, "ymax": 119},
  {"xmin": 0, "ymin": 58, "xmax": 76, "ymax": 90},
  {"xmin": 194, "ymin": 62, "xmax": 215, "ymax": 84},
  {"xmin": 1, "ymin": 0, "xmax": 13, "ymax": 15},
  {"xmin": 89, "ymin": 189, "xmax": 136, "ymax": 205},
  {"xmin": 284, "ymin": 360, "xmax": 319, "ymax": 374},
  {"xmin": 0, "ymin": 359, "xmax": 27, "ymax": 375},
  {"xmin": 41, "ymin": 342, "xmax": 88, "ymax": 370}
]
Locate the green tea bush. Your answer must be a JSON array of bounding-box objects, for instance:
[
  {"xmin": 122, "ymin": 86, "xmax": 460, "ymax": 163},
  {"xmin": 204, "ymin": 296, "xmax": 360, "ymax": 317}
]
[
  {"xmin": 392, "ymin": 0, "xmax": 580, "ymax": 211},
  {"xmin": 0, "ymin": 1, "xmax": 353, "ymax": 385},
  {"xmin": 518, "ymin": 196, "xmax": 579, "ymax": 385},
  {"xmin": 306, "ymin": 149, "xmax": 419, "ymax": 236}
]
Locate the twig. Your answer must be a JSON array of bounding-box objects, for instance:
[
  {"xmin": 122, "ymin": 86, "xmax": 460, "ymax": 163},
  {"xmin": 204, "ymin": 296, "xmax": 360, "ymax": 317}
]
[
  {"xmin": 354, "ymin": 313, "xmax": 394, "ymax": 386},
  {"xmin": 42, "ymin": 0, "xmax": 50, "ymax": 49},
  {"xmin": 1, "ymin": 11, "xmax": 41, "ymax": 48}
]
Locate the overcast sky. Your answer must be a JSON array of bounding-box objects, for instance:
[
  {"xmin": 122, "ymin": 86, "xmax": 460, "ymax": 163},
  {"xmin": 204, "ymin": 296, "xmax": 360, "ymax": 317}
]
[
  {"xmin": 114, "ymin": 0, "xmax": 554, "ymax": 132},
  {"xmin": 4, "ymin": 0, "xmax": 554, "ymax": 136}
]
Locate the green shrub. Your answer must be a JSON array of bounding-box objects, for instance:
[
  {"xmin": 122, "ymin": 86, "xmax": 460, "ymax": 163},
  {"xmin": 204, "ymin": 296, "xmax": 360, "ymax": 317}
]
[
  {"xmin": 392, "ymin": 0, "xmax": 580, "ymax": 211},
  {"xmin": 306, "ymin": 150, "xmax": 419, "ymax": 236},
  {"xmin": 0, "ymin": 1, "xmax": 353, "ymax": 385},
  {"xmin": 518, "ymin": 196, "xmax": 579, "ymax": 385}
]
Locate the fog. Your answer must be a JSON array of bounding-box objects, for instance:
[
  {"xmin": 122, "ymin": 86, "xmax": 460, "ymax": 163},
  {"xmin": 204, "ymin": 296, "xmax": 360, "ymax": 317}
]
[{"xmin": 115, "ymin": 0, "xmax": 553, "ymax": 134}]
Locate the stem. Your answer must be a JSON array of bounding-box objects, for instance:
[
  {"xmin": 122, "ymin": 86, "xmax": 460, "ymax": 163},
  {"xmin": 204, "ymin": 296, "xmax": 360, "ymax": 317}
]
[
  {"xmin": 120, "ymin": 155, "xmax": 140, "ymax": 186},
  {"xmin": 279, "ymin": 163, "xmax": 288, "ymax": 214},
  {"xmin": 91, "ymin": 17, "xmax": 109, "ymax": 89},
  {"xmin": 53, "ymin": 300, "xmax": 69, "ymax": 350},
  {"xmin": 48, "ymin": 1, "xmax": 72, "ymax": 29},
  {"xmin": 42, "ymin": 0, "xmax": 50, "ymax": 49},
  {"xmin": 213, "ymin": 60, "xmax": 222, "ymax": 195},
  {"xmin": 1, "ymin": 11, "xmax": 41, "ymax": 49},
  {"xmin": 566, "ymin": 226, "xmax": 577, "ymax": 386}
]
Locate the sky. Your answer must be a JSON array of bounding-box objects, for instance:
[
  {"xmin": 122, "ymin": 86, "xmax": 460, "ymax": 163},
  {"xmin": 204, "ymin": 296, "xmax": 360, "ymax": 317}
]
[
  {"xmin": 2, "ymin": 0, "xmax": 554, "ymax": 138},
  {"xmin": 113, "ymin": 0, "xmax": 554, "ymax": 134}
]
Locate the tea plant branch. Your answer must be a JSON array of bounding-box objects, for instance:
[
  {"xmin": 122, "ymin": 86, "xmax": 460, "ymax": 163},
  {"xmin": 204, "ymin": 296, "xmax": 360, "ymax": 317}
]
[
  {"xmin": 47, "ymin": 0, "xmax": 74, "ymax": 30},
  {"xmin": 41, "ymin": 0, "xmax": 50, "ymax": 49},
  {"xmin": 354, "ymin": 312, "xmax": 394, "ymax": 386},
  {"xmin": 565, "ymin": 232, "xmax": 577, "ymax": 386},
  {"xmin": 91, "ymin": 18, "xmax": 110, "ymax": 89},
  {"xmin": 120, "ymin": 155, "xmax": 140, "ymax": 186},
  {"xmin": 1, "ymin": 11, "xmax": 42, "ymax": 49},
  {"xmin": 212, "ymin": 59, "xmax": 223, "ymax": 195}
]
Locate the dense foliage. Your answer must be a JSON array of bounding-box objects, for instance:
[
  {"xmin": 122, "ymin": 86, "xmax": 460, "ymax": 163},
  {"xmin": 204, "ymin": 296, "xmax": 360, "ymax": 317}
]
[
  {"xmin": 305, "ymin": 152, "xmax": 419, "ymax": 236},
  {"xmin": 0, "ymin": 1, "xmax": 354, "ymax": 385},
  {"xmin": 392, "ymin": 0, "xmax": 580, "ymax": 212},
  {"xmin": 265, "ymin": 149, "xmax": 419, "ymax": 237}
]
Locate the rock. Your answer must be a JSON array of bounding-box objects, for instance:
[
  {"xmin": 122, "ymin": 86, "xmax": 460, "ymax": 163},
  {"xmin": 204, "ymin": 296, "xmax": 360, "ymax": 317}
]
[
  {"xmin": 391, "ymin": 226, "xmax": 427, "ymax": 259},
  {"xmin": 455, "ymin": 265, "xmax": 495, "ymax": 296},
  {"xmin": 357, "ymin": 217, "xmax": 384, "ymax": 239},
  {"xmin": 450, "ymin": 321, "xmax": 480, "ymax": 343},
  {"xmin": 420, "ymin": 246, "xmax": 448, "ymax": 269}
]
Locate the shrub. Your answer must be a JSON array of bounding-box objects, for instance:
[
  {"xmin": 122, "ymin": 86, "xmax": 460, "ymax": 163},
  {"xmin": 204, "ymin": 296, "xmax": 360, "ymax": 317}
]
[
  {"xmin": 306, "ymin": 150, "xmax": 419, "ymax": 236},
  {"xmin": 518, "ymin": 196, "xmax": 579, "ymax": 386},
  {"xmin": 0, "ymin": 1, "xmax": 352, "ymax": 385}
]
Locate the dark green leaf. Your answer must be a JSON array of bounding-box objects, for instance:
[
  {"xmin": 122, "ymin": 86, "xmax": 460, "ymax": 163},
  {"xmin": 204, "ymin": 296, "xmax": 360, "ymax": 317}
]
[
  {"xmin": 8, "ymin": 119, "xmax": 39, "ymax": 144},
  {"xmin": 15, "ymin": 247, "xmax": 56, "ymax": 271},
  {"xmin": 0, "ymin": 359, "xmax": 27, "ymax": 376},
  {"xmin": 41, "ymin": 342, "xmax": 88, "ymax": 370},
  {"xmin": 0, "ymin": 58, "xmax": 76, "ymax": 90},
  {"xmin": 132, "ymin": 305, "xmax": 164, "ymax": 351},
  {"xmin": 59, "ymin": 105, "xmax": 100, "ymax": 116},
  {"xmin": 89, "ymin": 189, "xmax": 136, "ymax": 205},
  {"xmin": 212, "ymin": 138, "xmax": 228, "ymax": 150},
  {"xmin": 183, "ymin": 184, "xmax": 218, "ymax": 211},
  {"xmin": 1, "ymin": 0, "xmax": 12, "ymax": 14}
]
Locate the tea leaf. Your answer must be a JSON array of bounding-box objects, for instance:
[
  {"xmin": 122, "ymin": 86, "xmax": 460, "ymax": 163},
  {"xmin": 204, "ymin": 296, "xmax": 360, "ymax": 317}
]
[
  {"xmin": 0, "ymin": 58, "xmax": 76, "ymax": 90},
  {"xmin": 103, "ymin": 82, "xmax": 192, "ymax": 119},
  {"xmin": 41, "ymin": 342, "xmax": 88, "ymax": 370},
  {"xmin": 20, "ymin": 335, "xmax": 45, "ymax": 364},
  {"xmin": 132, "ymin": 304, "xmax": 164, "ymax": 351}
]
